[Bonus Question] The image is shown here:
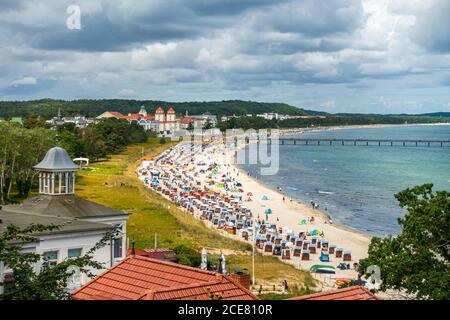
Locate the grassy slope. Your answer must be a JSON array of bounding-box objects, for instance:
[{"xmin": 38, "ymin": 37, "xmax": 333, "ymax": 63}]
[{"xmin": 75, "ymin": 138, "xmax": 316, "ymax": 293}]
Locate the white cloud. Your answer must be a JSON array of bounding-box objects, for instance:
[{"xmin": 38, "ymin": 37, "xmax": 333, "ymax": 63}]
[
  {"xmin": 118, "ymin": 88, "xmax": 136, "ymax": 97},
  {"xmin": 11, "ymin": 76, "xmax": 37, "ymax": 85}
]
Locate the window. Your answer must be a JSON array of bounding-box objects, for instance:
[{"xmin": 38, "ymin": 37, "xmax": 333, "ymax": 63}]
[
  {"xmin": 113, "ymin": 238, "xmax": 122, "ymax": 258},
  {"xmin": 68, "ymin": 248, "xmax": 82, "ymax": 259},
  {"xmin": 43, "ymin": 251, "xmax": 58, "ymax": 267}
]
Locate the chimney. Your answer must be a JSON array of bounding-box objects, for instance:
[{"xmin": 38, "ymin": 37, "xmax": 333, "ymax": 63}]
[
  {"xmin": 230, "ymin": 273, "xmax": 251, "ymax": 290},
  {"xmin": 131, "ymin": 240, "xmax": 136, "ymax": 256}
]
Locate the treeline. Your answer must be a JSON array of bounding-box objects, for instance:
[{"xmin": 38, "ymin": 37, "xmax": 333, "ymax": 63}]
[
  {"xmin": 59, "ymin": 119, "xmax": 147, "ymax": 160},
  {"xmin": 218, "ymin": 115, "xmax": 450, "ymax": 130},
  {"xmin": 0, "ymin": 122, "xmax": 54, "ymax": 203},
  {"xmin": 0, "ymin": 99, "xmax": 306, "ymax": 119},
  {"xmin": 0, "ymin": 119, "xmax": 147, "ymax": 203}
]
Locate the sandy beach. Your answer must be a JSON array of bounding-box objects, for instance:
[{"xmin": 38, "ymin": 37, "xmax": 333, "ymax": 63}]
[
  {"xmin": 136, "ymin": 122, "xmax": 450, "ymax": 286},
  {"xmin": 136, "ymin": 131, "xmax": 379, "ymax": 285}
]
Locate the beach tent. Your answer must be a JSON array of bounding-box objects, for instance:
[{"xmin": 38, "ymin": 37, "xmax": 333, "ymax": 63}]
[
  {"xmin": 261, "ymin": 195, "xmax": 269, "ymax": 200},
  {"xmin": 311, "ymin": 229, "xmax": 318, "ymax": 236},
  {"xmin": 310, "ymin": 265, "xmax": 335, "ymax": 274},
  {"xmin": 320, "ymin": 252, "xmax": 330, "ymax": 262}
]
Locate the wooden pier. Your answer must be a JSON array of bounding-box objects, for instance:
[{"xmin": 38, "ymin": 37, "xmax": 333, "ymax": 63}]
[{"xmin": 254, "ymin": 138, "xmax": 450, "ymax": 147}]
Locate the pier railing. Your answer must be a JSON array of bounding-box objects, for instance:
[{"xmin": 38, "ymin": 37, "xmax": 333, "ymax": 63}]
[{"xmin": 253, "ymin": 138, "xmax": 450, "ymax": 147}]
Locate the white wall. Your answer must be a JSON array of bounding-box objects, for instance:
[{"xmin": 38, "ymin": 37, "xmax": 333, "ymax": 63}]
[
  {"xmin": 80, "ymin": 215, "xmax": 128, "ymax": 262},
  {"xmin": 35, "ymin": 230, "xmax": 113, "ymax": 287}
]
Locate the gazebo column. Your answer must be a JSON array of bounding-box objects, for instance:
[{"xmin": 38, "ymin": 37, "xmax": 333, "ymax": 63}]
[
  {"xmin": 46, "ymin": 173, "xmax": 50, "ymax": 194},
  {"xmin": 58, "ymin": 173, "xmax": 62, "ymax": 194},
  {"xmin": 72, "ymin": 172, "xmax": 76, "ymax": 193},
  {"xmin": 65, "ymin": 172, "xmax": 69, "ymax": 193},
  {"xmin": 51, "ymin": 173, "xmax": 55, "ymax": 194},
  {"xmin": 38, "ymin": 173, "xmax": 42, "ymax": 193}
]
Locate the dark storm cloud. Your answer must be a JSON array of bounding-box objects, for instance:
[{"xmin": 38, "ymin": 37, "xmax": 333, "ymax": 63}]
[
  {"xmin": 2, "ymin": 0, "xmax": 364, "ymax": 52},
  {"xmin": 253, "ymin": 0, "xmax": 364, "ymax": 37},
  {"xmin": 411, "ymin": 0, "xmax": 450, "ymax": 53},
  {"xmin": 0, "ymin": 78, "xmax": 55, "ymax": 95},
  {"xmin": 0, "ymin": 0, "xmax": 449, "ymax": 113}
]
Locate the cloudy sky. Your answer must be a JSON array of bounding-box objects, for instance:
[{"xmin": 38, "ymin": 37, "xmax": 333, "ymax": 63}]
[{"xmin": 1, "ymin": 0, "xmax": 450, "ymax": 113}]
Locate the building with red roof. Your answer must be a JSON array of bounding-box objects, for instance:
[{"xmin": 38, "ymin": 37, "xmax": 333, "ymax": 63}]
[
  {"xmin": 97, "ymin": 105, "xmax": 180, "ymax": 134},
  {"xmin": 167, "ymin": 107, "xmax": 175, "ymax": 114},
  {"xmin": 288, "ymin": 286, "xmax": 378, "ymax": 300},
  {"xmin": 126, "ymin": 247, "xmax": 177, "ymax": 263},
  {"xmin": 72, "ymin": 255, "xmax": 258, "ymax": 300},
  {"xmin": 96, "ymin": 111, "xmax": 125, "ymax": 119}
]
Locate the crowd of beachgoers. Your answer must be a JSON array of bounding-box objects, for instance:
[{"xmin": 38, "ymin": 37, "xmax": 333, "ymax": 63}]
[{"xmin": 136, "ymin": 138, "xmax": 371, "ymax": 284}]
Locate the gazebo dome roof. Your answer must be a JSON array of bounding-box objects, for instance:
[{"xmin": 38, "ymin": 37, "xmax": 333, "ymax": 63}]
[{"xmin": 34, "ymin": 147, "xmax": 79, "ymax": 171}]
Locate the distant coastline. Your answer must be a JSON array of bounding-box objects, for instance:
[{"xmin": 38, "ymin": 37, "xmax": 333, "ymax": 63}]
[{"xmin": 236, "ymin": 123, "xmax": 450, "ymax": 237}]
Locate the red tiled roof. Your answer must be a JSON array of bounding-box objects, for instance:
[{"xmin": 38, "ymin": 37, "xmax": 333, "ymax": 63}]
[
  {"xmin": 155, "ymin": 107, "xmax": 164, "ymax": 114},
  {"xmin": 100, "ymin": 111, "xmax": 124, "ymax": 118},
  {"xmin": 72, "ymin": 256, "xmax": 258, "ymax": 301},
  {"xmin": 122, "ymin": 114, "xmax": 155, "ymax": 121},
  {"xmin": 126, "ymin": 248, "xmax": 177, "ymax": 262},
  {"xmin": 122, "ymin": 114, "xmax": 140, "ymax": 120},
  {"xmin": 288, "ymin": 286, "xmax": 378, "ymax": 300},
  {"xmin": 181, "ymin": 117, "xmax": 193, "ymax": 124},
  {"xmin": 141, "ymin": 277, "xmax": 256, "ymax": 300},
  {"xmin": 167, "ymin": 107, "xmax": 175, "ymax": 114},
  {"xmin": 126, "ymin": 248, "xmax": 148, "ymax": 257}
]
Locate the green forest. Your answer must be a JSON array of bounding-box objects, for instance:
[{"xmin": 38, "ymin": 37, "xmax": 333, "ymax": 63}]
[
  {"xmin": 0, "ymin": 99, "xmax": 306, "ymax": 118},
  {"xmin": 218, "ymin": 114, "xmax": 450, "ymax": 130},
  {"xmin": 0, "ymin": 119, "xmax": 147, "ymax": 204}
]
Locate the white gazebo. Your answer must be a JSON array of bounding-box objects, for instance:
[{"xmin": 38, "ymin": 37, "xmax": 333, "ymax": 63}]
[{"xmin": 34, "ymin": 147, "xmax": 79, "ymax": 195}]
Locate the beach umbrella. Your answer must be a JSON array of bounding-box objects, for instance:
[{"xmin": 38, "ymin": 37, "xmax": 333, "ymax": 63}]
[
  {"xmin": 247, "ymin": 192, "xmax": 253, "ymax": 196},
  {"xmin": 261, "ymin": 195, "xmax": 269, "ymax": 200},
  {"xmin": 264, "ymin": 208, "xmax": 273, "ymax": 214}
]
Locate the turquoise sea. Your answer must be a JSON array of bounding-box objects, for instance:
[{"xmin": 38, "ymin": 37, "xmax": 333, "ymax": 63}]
[{"xmin": 239, "ymin": 125, "xmax": 450, "ymax": 237}]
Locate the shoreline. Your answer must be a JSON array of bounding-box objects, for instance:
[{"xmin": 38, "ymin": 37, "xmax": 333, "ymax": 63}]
[
  {"xmin": 233, "ymin": 163, "xmax": 372, "ymax": 240},
  {"xmin": 237, "ymin": 121, "xmax": 450, "ymax": 238},
  {"xmin": 278, "ymin": 122, "xmax": 450, "ymax": 137},
  {"xmin": 140, "ymin": 139, "xmax": 373, "ymax": 281},
  {"xmin": 138, "ymin": 122, "xmax": 447, "ymax": 284}
]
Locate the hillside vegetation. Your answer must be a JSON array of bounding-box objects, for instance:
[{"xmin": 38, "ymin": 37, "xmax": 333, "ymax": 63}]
[
  {"xmin": 0, "ymin": 99, "xmax": 305, "ymax": 118},
  {"xmin": 75, "ymin": 138, "xmax": 316, "ymax": 293}
]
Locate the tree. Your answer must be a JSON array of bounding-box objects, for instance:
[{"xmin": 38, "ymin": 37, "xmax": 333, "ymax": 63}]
[
  {"xmin": 203, "ymin": 119, "xmax": 213, "ymax": 130},
  {"xmin": 23, "ymin": 117, "xmax": 47, "ymax": 129},
  {"xmin": 0, "ymin": 122, "xmax": 53, "ymax": 203},
  {"xmin": 0, "ymin": 223, "xmax": 117, "ymax": 300},
  {"xmin": 359, "ymin": 184, "xmax": 450, "ymax": 300}
]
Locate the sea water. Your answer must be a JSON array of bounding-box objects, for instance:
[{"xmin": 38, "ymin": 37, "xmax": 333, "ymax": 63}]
[{"xmin": 238, "ymin": 125, "xmax": 450, "ymax": 237}]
